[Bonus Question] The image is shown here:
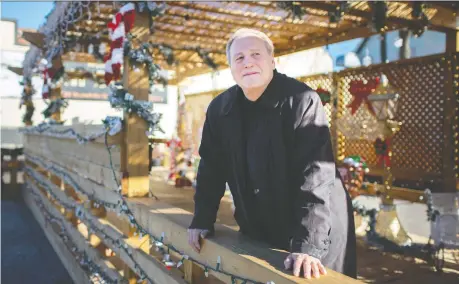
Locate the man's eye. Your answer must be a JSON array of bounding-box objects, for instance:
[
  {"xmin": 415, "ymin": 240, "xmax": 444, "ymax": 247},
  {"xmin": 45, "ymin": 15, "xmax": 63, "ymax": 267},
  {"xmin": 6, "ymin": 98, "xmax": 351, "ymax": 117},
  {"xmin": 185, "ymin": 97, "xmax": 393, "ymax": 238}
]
[
  {"xmin": 236, "ymin": 57, "xmax": 243, "ymax": 61},
  {"xmin": 253, "ymin": 53, "xmax": 260, "ymax": 56}
]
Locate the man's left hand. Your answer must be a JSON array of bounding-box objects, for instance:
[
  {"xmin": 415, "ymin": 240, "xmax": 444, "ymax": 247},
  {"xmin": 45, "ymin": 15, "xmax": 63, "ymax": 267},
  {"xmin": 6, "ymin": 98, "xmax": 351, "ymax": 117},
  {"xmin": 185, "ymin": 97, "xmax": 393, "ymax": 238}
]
[{"xmin": 284, "ymin": 253, "xmax": 327, "ymax": 279}]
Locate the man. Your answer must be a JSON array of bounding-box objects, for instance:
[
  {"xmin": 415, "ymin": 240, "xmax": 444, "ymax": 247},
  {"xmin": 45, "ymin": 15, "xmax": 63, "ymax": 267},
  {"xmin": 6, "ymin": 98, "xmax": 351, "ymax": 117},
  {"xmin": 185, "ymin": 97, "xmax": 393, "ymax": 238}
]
[{"xmin": 188, "ymin": 28, "xmax": 357, "ymax": 279}]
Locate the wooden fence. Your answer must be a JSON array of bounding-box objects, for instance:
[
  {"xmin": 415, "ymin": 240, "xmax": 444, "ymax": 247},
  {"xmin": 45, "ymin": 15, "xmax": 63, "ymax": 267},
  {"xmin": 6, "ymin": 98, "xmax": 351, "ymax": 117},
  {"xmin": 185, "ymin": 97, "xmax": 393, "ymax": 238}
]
[{"xmin": 22, "ymin": 124, "xmax": 359, "ymax": 284}]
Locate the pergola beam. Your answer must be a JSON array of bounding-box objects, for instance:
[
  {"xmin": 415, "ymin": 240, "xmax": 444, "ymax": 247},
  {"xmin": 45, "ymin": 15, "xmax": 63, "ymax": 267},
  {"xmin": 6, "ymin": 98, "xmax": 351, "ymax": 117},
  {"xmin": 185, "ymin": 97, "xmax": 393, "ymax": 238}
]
[{"xmin": 167, "ymin": 2, "xmax": 333, "ymax": 33}]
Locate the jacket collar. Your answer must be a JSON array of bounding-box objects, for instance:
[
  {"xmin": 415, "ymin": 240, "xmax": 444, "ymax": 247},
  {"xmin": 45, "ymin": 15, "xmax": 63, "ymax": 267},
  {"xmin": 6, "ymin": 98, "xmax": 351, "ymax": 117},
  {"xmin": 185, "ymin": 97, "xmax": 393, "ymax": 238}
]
[{"xmin": 223, "ymin": 69, "xmax": 282, "ymax": 116}]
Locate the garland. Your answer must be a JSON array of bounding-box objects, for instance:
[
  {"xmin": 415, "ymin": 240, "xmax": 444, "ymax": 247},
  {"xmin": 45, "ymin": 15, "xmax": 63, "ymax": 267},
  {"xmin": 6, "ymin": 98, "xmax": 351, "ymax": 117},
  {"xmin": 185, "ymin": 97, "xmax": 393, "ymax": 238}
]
[
  {"xmin": 315, "ymin": 86, "xmax": 331, "ymax": 106},
  {"xmin": 19, "ymin": 117, "xmax": 122, "ymax": 144},
  {"xmin": 24, "ymin": 153, "xmax": 265, "ymax": 284},
  {"xmin": 23, "ymin": 119, "xmax": 269, "ymax": 283},
  {"xmin": 124, "ymin": 37, "xmax": 168, "ymax": 87},
  {"xmin": 25, "ymin": 183, "xmax": 120, "ymax": 284},
  {"xmin": 42, "ymin": 98, "xmax": 68, "ymax": 120},
  {"xmin": 108, "ymin": 84, "xmax": 163, "ymax": 137},
  {"xmin": 276, "ymin": 2, "xmax": 305, "ymax": 21},
  {"xmin": 19, "ymin": 78, "xmax": 35, "ymax": 125},
  {"xmin": 328, "ymin": 2, "xmax": 349, "ymax": 24},
  {"xmin": 411, "ymin": 2, "xmax": 430, "ymax": 37}
]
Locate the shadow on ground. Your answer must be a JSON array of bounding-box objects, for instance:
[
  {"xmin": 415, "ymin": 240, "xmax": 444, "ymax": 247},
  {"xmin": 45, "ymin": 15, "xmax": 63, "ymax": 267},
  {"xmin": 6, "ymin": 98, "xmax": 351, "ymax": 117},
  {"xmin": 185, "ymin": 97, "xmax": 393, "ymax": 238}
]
[
  {"xmin": 1, "ymin": 199, "xmax": 73, "ymax": 284},
  {"xmin": 356, "ymin": 238, "xmax": 459, "ymax": 284}
]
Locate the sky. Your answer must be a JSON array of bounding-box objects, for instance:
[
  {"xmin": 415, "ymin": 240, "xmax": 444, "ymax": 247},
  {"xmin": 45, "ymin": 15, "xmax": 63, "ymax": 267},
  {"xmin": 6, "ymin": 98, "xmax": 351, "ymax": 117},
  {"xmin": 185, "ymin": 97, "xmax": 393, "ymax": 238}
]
[{"xmin": 1, "ymin": 1, "xmax": 54, "ymax": 29}]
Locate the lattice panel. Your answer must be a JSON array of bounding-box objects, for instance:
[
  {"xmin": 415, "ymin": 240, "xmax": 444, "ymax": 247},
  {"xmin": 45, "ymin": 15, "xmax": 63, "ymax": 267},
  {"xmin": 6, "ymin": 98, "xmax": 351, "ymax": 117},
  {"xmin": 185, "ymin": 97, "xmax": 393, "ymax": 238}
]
[
  {"xmin": 300, "ymin": 74, "xmax": 335, "ymax": 126},
  {"xmin": 337, "ymin": 56, "xmax": 450, "ymax": 175},
  {"xmin": 452, "ymin": 53, "xmax": 459, "ymax": 179},
  {"xmin": 184, "ymin": 93, "xmax": 214, "ymax": 155}
]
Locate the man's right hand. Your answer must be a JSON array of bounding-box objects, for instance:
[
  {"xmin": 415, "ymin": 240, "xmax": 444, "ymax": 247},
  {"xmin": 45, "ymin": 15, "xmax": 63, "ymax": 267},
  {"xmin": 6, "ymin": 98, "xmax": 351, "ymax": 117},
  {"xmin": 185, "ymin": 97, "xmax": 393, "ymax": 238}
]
[{"xmin": 187, "ymin": 228, "xmax": 210, "ymax": 253}]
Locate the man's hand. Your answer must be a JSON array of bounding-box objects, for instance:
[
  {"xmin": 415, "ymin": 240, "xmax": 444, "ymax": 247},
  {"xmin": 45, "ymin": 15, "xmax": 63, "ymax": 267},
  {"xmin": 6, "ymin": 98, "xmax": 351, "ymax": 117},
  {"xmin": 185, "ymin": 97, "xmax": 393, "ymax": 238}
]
[
  {"xmin": 284, "ymin": 253, "xmax": 327, "ymax": 279},
  {"xmin": 187, "ymin": 228, "xmax": 210, "ymax": 253}
]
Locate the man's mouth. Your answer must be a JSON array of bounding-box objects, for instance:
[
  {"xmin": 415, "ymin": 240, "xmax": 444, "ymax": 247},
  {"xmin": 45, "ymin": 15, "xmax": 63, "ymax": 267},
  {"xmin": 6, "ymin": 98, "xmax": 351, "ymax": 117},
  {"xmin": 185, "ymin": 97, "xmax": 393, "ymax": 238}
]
[{"xmin": 243, "ymin": 72, "xmax": 259, "ymax": 77}]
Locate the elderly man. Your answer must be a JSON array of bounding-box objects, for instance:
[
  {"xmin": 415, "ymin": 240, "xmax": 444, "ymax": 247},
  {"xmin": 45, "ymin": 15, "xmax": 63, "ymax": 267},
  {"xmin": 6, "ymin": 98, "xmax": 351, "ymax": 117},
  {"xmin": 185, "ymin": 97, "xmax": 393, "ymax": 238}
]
[{"xmin": 188, "ymin": 28, "xmax": 357, "ymax": 279}]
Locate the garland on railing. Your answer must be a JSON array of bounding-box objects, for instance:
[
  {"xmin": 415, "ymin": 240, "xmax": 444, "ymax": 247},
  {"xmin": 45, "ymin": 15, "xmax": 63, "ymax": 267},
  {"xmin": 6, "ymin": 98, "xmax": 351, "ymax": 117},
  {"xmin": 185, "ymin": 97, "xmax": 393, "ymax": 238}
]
[
  {"xmin": 25, "ymin": 183, "xmax": 120, "ymax": 284},
  {"xmin": 20, "ymin": 117, "xmax": 122, "ymax": 144},
  {"xmin": 108, "ymin": 84, "xmax": 163, "ymax": 137},
  {"xmin": 25, "ymin": 150, "xmax": 265, "ymax": 283},
  {"xmin": 25, "ymin": 169, "xmax": 152, "ymax": 283},
  {"xmin": 25, "ymin": 143, "xmax": 269, "ymax": 284}
]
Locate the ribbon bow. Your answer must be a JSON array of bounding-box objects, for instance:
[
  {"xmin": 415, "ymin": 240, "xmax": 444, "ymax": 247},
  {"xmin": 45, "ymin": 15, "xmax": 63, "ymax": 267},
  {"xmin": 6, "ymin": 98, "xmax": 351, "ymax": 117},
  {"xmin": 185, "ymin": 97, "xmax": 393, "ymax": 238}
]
[{"xmin": 347, "ymin": 78, "xmax": 380, "ymax": 115}]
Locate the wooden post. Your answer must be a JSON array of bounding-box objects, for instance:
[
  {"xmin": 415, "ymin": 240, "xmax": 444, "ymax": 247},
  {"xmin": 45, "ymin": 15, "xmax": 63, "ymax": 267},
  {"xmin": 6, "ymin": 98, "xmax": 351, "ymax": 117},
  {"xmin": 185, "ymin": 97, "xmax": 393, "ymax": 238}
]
[
  {"xmin": 121, "ymin": 14, "xmax": 151, "ymax": 198},
  {"xmin": 443, "ymin": 30, "xmax": 459, "ymax": 192},
  {"xmin": 399, "ymin": 29, "xmax": 411, "ymax": 59},
  {"xmin": 49, "ymin": 56, "xmax": 64, "ymax": 122},
  {"xmin": 380, "ymin": 32, "xmax": 388, "ymax": 64}
]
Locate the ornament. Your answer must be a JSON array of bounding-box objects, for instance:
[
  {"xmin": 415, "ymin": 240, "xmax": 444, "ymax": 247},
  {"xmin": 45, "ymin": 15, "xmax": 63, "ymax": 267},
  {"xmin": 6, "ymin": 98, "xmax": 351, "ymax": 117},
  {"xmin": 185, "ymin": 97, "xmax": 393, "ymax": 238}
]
[
  {"xmin": 367, "ymin": 75, "xmax": 400, "ymax": 121},
  {"xmin": 316, "ymin": 86, "xmax": 331, "ymax": 106},
  {"xmin": 347, "ymin": 78, "xmax": 380, "ymax": 115},
  {"xmin": 374, "ymin": 138, "xmax": 391, "ymax": 166}
]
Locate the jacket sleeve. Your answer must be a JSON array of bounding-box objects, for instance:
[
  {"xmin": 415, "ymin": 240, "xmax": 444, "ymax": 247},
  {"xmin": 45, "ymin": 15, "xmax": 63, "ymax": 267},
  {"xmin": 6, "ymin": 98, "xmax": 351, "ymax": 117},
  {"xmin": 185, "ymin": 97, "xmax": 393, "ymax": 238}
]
[
  {"xmin": 290, "ymin": 90, "xmax": 334, "ymax": 260},
  {"xmin": 189, "ymin": 108, "xmax": 226, "ymax": 232}
]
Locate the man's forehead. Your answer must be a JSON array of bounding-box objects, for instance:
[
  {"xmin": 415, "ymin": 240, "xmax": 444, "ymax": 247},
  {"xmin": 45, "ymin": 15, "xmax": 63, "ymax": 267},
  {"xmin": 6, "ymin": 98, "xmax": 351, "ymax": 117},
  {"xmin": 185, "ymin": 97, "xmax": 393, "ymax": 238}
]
[{"xmin": 231, "ymin": 36, "xmax": 265, "ymax": 53}]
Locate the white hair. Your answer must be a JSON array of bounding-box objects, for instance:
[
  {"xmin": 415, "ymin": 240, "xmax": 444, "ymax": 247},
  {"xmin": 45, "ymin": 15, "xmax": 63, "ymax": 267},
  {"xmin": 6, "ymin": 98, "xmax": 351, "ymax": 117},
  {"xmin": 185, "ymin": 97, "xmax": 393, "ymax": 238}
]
[{"xmin": 226, "ymin": 28, "xmax": 274, "ymax": 65}]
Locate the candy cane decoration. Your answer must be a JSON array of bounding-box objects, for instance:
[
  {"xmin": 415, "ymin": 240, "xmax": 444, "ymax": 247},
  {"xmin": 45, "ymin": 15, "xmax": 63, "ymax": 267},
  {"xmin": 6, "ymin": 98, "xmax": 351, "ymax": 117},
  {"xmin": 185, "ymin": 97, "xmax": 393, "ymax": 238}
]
[{"xmin": 105, "ymin": 3, "xmax": 136, "ymax": 85}]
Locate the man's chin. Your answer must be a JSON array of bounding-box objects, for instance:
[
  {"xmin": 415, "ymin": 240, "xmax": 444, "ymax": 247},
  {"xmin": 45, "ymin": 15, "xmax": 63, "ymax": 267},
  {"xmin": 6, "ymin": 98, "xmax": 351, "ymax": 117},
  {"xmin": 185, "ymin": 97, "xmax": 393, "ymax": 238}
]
[{"xmin": 241, "ymin": 80, "xmax": 264, "ymax": 89}]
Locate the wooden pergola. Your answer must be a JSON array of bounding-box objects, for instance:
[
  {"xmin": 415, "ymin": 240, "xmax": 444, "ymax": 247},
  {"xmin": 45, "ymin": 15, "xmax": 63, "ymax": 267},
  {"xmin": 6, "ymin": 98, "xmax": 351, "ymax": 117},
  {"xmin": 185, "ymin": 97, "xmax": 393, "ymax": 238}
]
[
  {"xmin": 17, "ymin": 2, "xmax": 459, "ymax": 284},
  {"xmin": 22, "ymin": 1, "xmax": 459, "ymax": 83}
]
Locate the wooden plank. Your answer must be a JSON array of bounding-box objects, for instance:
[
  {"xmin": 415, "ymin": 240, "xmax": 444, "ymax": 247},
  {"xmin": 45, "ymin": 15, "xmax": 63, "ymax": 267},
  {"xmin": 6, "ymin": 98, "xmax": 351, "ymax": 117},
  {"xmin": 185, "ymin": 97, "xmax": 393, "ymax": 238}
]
[
  {"xmin": 365, "ymin": 183, "xmax": 426, "ymax": 203},
  {"xmin": 365, "ymin": 165, "xmax": 442, "ymax": 182},
  {"xmin": 22, "ymin": 31, "xmax": 45, "ymax": 48},
  {"xmin": 89, "ymin": 212, "xmax": 187, "ymax": 284},
  {"xmin": 443, "ymin": 32, "xmax": 459, "ymax": 193},
  {"xmin": 23, "ymin": 188, "xmax": 90, "ymax": 284},
  {"xmin": 24, "ymin": 134, "xmax": 121, "ymax": 170},
  {"xmin": 23, "ymin": 124, "xmax": 122, "ymax": 145},
  {"xmin": 24, "ymin": 148, "xmax": 121, "ymax": 191},
  {"xmin": 127, "ymin": 199, "xmax": 360, "ymax": 284},
  {"xmin": 24, "ymin": 178, "xmax": 122, "ymax": 282},
  {"xmin": 121, "ymin": 13, "xmax": 151, "ymax": 198}
]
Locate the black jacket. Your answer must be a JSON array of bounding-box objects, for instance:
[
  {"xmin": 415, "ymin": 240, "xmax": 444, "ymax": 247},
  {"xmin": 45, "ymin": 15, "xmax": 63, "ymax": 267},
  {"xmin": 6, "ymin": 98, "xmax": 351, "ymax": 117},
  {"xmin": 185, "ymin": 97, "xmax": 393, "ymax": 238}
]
[{"xmin": 190, "ymin": 70, "xmax": 356, "ymax": 277}]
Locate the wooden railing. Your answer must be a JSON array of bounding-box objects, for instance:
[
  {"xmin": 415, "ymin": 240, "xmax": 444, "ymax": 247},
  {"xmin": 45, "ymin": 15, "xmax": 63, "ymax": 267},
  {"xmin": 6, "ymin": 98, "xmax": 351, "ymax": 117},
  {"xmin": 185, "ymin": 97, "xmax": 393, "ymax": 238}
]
[
  {"xmin": 1, "ymin": 146, "xmax": 24, "ymax": 199},
  {"xmin": 22, "ymin": 124, "xmax": 360, "ymax": 284}
]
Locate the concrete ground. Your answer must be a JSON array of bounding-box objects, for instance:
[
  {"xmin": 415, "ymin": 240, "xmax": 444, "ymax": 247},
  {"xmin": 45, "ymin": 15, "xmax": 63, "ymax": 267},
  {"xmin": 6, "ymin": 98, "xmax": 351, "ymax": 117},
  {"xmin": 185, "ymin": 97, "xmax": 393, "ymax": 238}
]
[{"xmin": 1, "ymin": 199, "xmax": 73, "ymax": 284}]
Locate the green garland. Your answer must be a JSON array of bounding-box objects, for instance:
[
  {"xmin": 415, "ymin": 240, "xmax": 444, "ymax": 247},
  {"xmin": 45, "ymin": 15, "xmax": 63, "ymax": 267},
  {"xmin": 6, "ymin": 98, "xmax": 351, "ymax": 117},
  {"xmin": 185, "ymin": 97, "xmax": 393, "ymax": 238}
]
[
  {"xmin": 19, "ymin": 78, "xmax": 35, "ymax": 125},
  {"xmin": 108, "ymin": 83, "xmax": 163, "ymax": 136},
  {"xmin": 42, "ymin": 98, "xmax": 68, "ymax": 121},
  {"xmin": 328, "ymin": 2, "xmax": 349, "ymax": 23},
  {"xmin": 276, "ymin": 2, "xmax": 305, "ymax": 21}
]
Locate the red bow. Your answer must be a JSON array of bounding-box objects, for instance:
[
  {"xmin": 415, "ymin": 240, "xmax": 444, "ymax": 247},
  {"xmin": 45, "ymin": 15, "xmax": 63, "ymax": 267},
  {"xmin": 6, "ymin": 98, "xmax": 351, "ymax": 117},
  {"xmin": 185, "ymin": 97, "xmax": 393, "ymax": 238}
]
[
  {"xmin": 347, "ymin": 78, "xmax": 380, "ymax": 115},
  {"xmin": 374, "ymin": 138, "xmax": 391, "ymax": 167}
]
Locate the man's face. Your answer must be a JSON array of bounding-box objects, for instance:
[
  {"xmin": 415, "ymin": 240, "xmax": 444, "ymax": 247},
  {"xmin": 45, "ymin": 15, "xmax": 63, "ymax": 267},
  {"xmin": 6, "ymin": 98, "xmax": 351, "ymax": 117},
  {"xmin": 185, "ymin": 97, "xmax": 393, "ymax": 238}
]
[{"xmin": 229, "ymin": 36, "xmax": 275, "ymax": 90}]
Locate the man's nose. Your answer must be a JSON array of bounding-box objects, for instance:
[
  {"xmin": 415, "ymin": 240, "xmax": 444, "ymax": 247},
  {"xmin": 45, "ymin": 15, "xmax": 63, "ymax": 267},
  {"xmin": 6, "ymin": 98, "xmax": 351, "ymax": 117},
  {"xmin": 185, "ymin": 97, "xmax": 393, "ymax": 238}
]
[{"xmin": 243, "ymin": 60, "xmax": 254, "ymax": 69}]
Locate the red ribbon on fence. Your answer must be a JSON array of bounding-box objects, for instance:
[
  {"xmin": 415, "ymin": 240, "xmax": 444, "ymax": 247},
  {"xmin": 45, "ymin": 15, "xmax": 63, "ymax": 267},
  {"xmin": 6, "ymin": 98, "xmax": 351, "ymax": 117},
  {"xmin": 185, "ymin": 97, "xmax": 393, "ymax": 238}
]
[{"xmin": 347, "ymin": 78, "xmax": 380, "ymax": 115}]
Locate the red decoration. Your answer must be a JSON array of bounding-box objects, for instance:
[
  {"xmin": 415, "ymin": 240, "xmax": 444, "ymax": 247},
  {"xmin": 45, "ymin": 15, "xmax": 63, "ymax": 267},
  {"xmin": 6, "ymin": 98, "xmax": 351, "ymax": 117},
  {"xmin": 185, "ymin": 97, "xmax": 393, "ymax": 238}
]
[
  {"xmin": 105, "ymin": 3, "xmax": 136, "ymax": 85},
  {"xmin": 347, "ymin": 78, "xmax": 380, "ymax": 115},
  {"xmin": 374, "ymin": 137, "xmax": 391, "ymax": 166}
]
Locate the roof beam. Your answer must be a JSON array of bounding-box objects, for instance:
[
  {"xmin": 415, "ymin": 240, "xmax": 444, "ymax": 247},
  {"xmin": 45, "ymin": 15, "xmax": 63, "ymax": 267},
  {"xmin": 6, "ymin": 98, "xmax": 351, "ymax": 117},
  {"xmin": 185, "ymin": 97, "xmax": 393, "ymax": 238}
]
[
  {"xmin": 164, "ymin": 4, "xmax": 321, "ymax": 35},
  {"xmin": 167, "ymin": 2, "xmax": 332, "ymax": 33},
  {"xmin": 301, "ymin": 2, "xmax": 458, "ymax": 31},
  {"xmin": 22, "ymin": 31, "xmax": 45, "ymax": 49}
]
